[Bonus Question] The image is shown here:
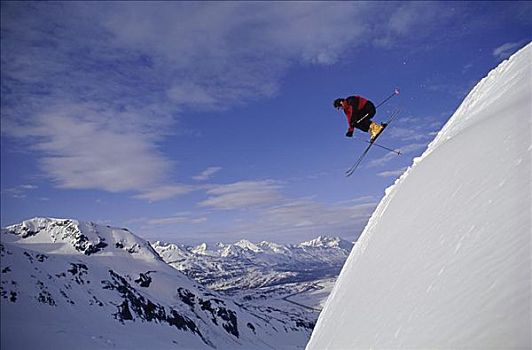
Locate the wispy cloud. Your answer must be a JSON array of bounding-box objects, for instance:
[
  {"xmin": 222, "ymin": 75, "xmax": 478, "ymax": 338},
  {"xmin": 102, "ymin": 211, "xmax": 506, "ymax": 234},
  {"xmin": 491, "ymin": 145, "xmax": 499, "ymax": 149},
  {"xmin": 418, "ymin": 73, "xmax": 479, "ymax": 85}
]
[
  {"xmin": 387, "ymin": 112, "xmax": 444, "ymax": 143},
  {"xmin": 372, "ymin": 2, "xmax": 455, "ymax": 48},
  {"xmin": 424, "ymin": 81, "xmax": 472, "ymax": 99},
  {"xmin": 377, "ymin": 168, "xmax": 408, "ymax": 178},
  {"xmin": 261, "ymin": 199, "xmax": 376, "ymax": 231},
  {"xmin": 147, "ymin": 214, "xmax": 207, "ymax": 226},
  {"xmin": 200, "ymin": 180, "xmax": 283, "ymax": 210},
  {"xmin": 95, "ymin": 2, "xmax": 374, "ymax": 108},
  {"xmin": 1, "ymin": 184, "xmax": 38, "ymax": 199},
  {"xmin": 203, "ymin": 198, "xmax": 378, "ymax": 244},
  {"xmin": 8, "ymin": 103, "xmax": 174, "ymax": 193},
  {"xmin": 366, "ymin": 152, "xmax": 400, "ymax": 169},
  {"xmin": 493, "ymin": 41, "xmax": 526, "ymax": 60},
  {"xmin": 388, "ymin": 126, "xmax": 429, "ymax": 142},
  {"xmin": 1, "ymin": 3, "xmax": 180, "ymax": 199},
  {"xmin": 193, "ymin": 167, "xmax": 222, "ymax": 181},
  {"xmin": 188, "ymin": 179, "xmax": 377, "ymax": 242},
  {"xmin": 135, "ymin": 185, "xmax": 196, "ymax": 202}
]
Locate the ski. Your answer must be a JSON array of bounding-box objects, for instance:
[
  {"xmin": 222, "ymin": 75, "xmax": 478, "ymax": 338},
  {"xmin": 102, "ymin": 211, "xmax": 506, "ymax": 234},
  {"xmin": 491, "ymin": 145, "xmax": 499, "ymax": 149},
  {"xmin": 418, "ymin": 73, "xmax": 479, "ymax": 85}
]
[
  {"xmin": 345, "ymin": 109, "xmax": 401, "ymax": 177},
  {"xmin": 345, "ymin": 141, "xmax": 377, "ymax": 177}
]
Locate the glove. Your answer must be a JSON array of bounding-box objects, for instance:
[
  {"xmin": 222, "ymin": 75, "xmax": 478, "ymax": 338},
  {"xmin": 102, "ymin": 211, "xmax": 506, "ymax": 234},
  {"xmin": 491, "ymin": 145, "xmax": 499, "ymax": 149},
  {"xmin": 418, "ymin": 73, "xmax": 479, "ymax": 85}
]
[{"xmin": 345, "ymin": 130, "xmax": 353, "ymax": 138}]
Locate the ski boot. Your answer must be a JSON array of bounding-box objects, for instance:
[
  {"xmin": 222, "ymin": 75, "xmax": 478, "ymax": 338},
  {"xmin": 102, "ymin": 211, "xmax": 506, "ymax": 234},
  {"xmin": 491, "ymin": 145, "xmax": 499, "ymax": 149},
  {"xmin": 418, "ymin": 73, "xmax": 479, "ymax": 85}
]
[{"xmin": 369, "ymin": 122, "xmax": 385, "ymax": 141}]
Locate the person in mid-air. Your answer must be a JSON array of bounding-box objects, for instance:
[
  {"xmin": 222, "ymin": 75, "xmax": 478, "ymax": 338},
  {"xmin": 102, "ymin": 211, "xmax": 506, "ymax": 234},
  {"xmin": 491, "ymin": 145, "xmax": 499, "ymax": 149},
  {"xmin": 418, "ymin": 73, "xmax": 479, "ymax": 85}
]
[{"xmin": 333, "ymin": 95, "xmax": 385, "ymax": 141}]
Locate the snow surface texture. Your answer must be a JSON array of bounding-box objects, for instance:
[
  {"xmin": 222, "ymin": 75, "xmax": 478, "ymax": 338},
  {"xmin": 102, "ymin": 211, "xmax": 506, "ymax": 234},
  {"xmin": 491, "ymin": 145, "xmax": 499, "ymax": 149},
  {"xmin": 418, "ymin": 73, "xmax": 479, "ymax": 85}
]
[{"xmin": 307, "ymin": 43, "xmax": 532, "ymax": 349}]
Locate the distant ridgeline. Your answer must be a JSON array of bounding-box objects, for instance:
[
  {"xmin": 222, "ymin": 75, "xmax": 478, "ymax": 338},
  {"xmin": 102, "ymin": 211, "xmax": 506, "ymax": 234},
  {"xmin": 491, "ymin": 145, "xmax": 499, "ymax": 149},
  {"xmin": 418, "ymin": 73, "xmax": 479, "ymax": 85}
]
[{"xmin": 152, "ymin": 235, "xmax": 353, "ymax": 291}]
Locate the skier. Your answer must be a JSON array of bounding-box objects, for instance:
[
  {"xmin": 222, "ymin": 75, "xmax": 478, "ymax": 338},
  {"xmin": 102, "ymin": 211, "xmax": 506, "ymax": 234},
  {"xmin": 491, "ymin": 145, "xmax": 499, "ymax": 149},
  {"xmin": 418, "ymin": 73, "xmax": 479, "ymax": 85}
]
[{"xmin": 333, "ymin": 95, "xmax": 385, "ymax": 141}]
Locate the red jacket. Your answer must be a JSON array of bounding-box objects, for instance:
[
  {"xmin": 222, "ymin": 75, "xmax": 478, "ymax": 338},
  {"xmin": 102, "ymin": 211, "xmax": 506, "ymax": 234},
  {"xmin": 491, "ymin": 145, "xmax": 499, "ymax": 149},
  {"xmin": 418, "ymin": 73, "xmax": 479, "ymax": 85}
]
[{"xmin": 341, "ymin": 96, "xmax": 368, "ymax": 133}]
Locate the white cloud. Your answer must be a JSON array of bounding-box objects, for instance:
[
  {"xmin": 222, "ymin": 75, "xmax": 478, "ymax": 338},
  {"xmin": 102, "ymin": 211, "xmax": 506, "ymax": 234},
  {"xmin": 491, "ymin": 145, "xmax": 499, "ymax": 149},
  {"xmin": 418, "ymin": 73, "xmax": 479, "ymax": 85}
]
[
  {"xmin": 8, "ymin": 103, "xmax": 176, "ymax": 194},
  {"xmin": 386, "ymin": 113, "xmax": 444, "ymax": 143},
  {"xmin": 262, "ymin": 199, "xmax": 375, "ymax": 230},
  {"xmin": 93, "ymin": 2, "xmax": 376, "ymax": 108},
  {"xmin": 201, "ymin": 198, "xmax": 378, "ymax": 244},
  {"xmin": 377, "ymin": 167, "xmax": 408, "ymax": 178},
  {"xmin": 493, "ymin": 41, "xmax": 525, "ymax": 60},
  {"xmin": 100, "ymin": 2, "xmax": 369, "ymax": 64},
  {"xmin": 147, "ymin": 215, "xmax": 207, "ymax": 226},
  {"xmin": 388, "ymin": 126, "xmax": 431, "ymax": 142},
  {"xmin": 193, "ymin": 167, "xmax": 222, "ymax": 181},
  {"xmin": 135, "ymin": 185, "xmax": 195, "ymax": 202},
  {"xmin": 189, "ymin": 178, "xmax": 377, "ymax": 242},
  {"xmin": 372, "ymin": 2, "xmax": 454, "ymax": 48},
  {"xmin": 200, "ymin": 180, "xmax": 283, "ymax": 210},
  {"xmin": 1, "ymin": 184, "xmax": 38, "ymax": 199},
  {"xmin": 167, "ymin": 83, "xmax": 219, "ymax": 110},
  {"xmin": 366, "ymin": 152, "xmax": 399, "ymax": 169},
  {"xmin": 399, "ymin": 142, "xmax": 429, "ymax": 154}
]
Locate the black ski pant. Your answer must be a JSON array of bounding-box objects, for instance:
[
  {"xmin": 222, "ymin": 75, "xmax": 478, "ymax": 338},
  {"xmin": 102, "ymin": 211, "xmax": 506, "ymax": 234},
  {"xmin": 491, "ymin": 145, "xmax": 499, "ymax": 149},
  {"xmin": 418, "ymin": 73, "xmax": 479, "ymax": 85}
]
[{"xmin": 350, "ymin": 101, "xmax": 376, "ymax": 132}]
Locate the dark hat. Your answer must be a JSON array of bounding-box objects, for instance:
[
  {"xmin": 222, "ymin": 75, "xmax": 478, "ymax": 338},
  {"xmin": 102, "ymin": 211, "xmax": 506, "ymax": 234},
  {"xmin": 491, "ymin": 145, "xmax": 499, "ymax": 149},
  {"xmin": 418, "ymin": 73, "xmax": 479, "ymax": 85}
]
[{"xmin": 333, "ymin": 98, "xmax": 344, "ymax": 109}]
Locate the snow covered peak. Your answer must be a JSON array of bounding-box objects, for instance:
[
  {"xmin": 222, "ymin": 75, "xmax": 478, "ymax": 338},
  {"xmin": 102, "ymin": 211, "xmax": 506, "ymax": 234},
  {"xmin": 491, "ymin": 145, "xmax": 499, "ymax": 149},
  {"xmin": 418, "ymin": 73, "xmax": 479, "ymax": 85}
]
[
  {"xmin": 167, "ymin": 235, "xmax": 352, "ymax": 260},
  {"xmin": 234, "ymin": 239, "xmax": 263, "ymax": 252},
  {"xmin": 2, "ymin": 217, "xmax": 160, "ymax": 262},
  {"xmin": 191, "ymin": 242, "xmax": 233, "ymax": 256},
  {"xmin": 153, "ymin": 236, "xmax": 353, "ymax": 291},
  {"xmin": 258, "ymin": 241, "xmax": 290, "ymax": 254},
  {"xmin": 307, "ymin": 43, "xmax": 532, "ymax": 349},
  {"xmin": 150, "ymin": 241, "xmax": 189, "ymax": 259},
  {"xmin": 299, "ymin": 236, "xmax": 352, "ymax": 250},
  {"xmin": 190, "ymin": 242, "xmax": 211, "ymax": 255}
]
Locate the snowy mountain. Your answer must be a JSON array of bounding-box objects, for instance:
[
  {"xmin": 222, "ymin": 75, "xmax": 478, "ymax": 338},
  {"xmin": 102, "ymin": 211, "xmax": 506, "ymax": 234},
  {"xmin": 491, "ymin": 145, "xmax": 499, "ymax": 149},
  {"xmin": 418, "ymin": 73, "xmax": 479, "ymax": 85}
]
[
  {"xmin": 1, "ymin": 218, "xmax": 319, "ymax": 349},
  {"xmin": 307, "ymin": 43, "xmax": 532, "ymax": 349},
  {"xmin": 152, "ymin": 235, "xmax": 352, "ymax": 291}
]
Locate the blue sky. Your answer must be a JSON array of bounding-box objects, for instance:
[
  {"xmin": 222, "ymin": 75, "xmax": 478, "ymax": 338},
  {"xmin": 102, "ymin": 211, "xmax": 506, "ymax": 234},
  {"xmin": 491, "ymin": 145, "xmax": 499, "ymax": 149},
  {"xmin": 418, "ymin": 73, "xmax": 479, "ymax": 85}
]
[{"xmin": 1, "ymin": 1, "xmax": 531, "ymax": 245}]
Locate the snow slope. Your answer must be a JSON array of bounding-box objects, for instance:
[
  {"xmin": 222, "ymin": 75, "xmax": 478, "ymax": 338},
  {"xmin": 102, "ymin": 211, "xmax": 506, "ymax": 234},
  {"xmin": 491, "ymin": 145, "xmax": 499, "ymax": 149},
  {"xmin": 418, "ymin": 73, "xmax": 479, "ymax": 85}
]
[{"xmin": 307, "ymin": 43, "xmax": 532, "ymax": 349}]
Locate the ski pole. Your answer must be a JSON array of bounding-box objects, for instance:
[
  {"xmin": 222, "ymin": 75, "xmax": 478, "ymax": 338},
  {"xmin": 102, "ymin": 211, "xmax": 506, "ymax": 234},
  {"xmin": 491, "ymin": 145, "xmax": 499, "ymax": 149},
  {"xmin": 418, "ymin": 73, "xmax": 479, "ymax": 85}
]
[
  {"xmin": 356, "ymin": 88, "xmax": 400, "ymax": 123},
  {"xmin": 364, "ymin": 140, "xmax": 401, "ymax": 155},
  {"xmin": 375, "ymin": 88, "xmax": 400, "ymax": 109}
]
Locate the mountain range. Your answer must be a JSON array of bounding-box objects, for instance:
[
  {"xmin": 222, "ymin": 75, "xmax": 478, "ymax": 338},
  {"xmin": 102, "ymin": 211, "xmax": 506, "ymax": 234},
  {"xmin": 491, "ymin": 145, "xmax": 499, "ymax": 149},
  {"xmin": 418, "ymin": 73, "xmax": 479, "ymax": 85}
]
[
  {"xmin": 152, "ymin": 235, "xmax": 352, "ymax": 291},
  {"xmin": 1, "ymin": 217, "xmax": 352, "ymax": 349}
]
